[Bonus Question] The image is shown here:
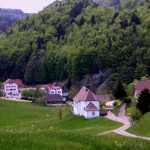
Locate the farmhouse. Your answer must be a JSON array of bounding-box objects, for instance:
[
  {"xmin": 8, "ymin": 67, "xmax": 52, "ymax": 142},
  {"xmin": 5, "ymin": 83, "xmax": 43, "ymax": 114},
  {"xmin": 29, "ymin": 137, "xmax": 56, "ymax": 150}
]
[
  {"xmin": 3, "ymin": 79, "xmax": 26, "ymax": 99},
  {"xmin": 45, "ymin": 94, "xmax": 64, "ymax": 106},
  {"xmin": 73, "ymin": 86, "xmax": 100, "ymax": 119},
  {"xmin": 38, "ymin": 83, "xmax": 63, "ymax": 96},
  {"xmin": 134, "ymin": 80, "xmax": 150, "ymax": 98}
]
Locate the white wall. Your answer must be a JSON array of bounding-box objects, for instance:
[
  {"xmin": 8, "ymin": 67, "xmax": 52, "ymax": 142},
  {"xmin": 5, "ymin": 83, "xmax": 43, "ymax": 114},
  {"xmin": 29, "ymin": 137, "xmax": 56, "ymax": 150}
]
[
  {"xmin": 49, "ymin": 88, "xmax": 62, "ymax": 96},
  {"xmin": 87, "ymin": 111, "xmax": 99, "ymax": 119},
  {"xmin": 4, "ymin": 83, "xmax": 19, "ymax": 98},
  {"xmin": 73, "ymin": 100, "xmax": 100, "ymax": 119}
]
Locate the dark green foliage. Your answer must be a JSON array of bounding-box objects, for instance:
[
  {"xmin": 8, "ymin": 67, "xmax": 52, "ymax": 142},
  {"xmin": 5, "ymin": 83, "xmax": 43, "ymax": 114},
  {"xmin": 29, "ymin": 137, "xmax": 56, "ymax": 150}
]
[
  {"xmin": 22, "ymin": 89, "xmax": 43, "ymax": 103},
  {"xmin": 113, "ymin": 79, "xmax": 127, "ymax": 100},
  {"xmin": 123, "ymin": 96, "xmax": 132, "ymax": 105},
  {"xmin": 137, "ymin": 89, "xmax": 150, "ymax": 114},
  {"xmin": 0, "ymin": 82, "xmax": 3, "ymax": 96},
  {"xmin": 0, "ymin": 0, "xmax": 149, "ymax": 88},
  {"xmin": 130, "ymin": 12, "xmax": 141, "ymax": 25},
  {"xmin": 91, "ymin": 15, "xmax": 96, "ymax": 24}
]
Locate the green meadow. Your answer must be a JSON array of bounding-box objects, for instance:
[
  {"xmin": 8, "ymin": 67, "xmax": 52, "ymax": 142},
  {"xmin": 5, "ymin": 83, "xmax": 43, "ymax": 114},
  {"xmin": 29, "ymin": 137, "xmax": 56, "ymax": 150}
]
[
  {"xmin": 127, "ymin": 112, "xmax": 150, "ymax": 137},
  {"xmin": 0, "ymin": 100, "xmax": 150, "ymax": 150}
]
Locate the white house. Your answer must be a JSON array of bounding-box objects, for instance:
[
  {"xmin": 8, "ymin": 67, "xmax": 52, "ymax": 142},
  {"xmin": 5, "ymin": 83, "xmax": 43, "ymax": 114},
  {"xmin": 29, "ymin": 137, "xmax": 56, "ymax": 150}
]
[
  {"xmin": 38, "ymin": 83, "xmax": 63, "ymax": 96},
  {"xmin": 73, "ymin": 86, "xmax": 100, "ymax": 119},
  {"xmin": 3, "ymin": 79, "xmax": 26, "ymax": 99}
]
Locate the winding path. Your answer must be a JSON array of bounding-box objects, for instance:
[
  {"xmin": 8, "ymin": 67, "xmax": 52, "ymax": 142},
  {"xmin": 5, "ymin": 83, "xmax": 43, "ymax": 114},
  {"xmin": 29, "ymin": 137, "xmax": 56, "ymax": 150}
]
[{"xmin": 97, "ymin": 110, "xmax": 150, "ymax": 141}]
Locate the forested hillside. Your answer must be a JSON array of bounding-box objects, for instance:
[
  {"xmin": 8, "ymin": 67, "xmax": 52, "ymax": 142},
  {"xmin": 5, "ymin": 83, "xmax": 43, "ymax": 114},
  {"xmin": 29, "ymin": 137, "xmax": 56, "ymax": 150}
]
[
  {"xmin": 95, "ymin": 0, "xmax": 150, "ymax": 9},
  {"xmin": 0, "ymin": 8, "xmax": 29, "ymax": 32},
  {"xmin": 0, "ymin": 0, "xmax": 149, "ymax": 86}
]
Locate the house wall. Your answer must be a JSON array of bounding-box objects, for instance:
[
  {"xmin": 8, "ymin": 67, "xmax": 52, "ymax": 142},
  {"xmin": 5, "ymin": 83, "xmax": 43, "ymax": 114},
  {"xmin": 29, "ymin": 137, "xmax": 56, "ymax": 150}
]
[
  {"xmin": 74, "ymin": 101, "xmax": 100, "ymax": 118},
  {"xmin": 4, "ymin": 83, "xmax": 20, "ymax": 98},
  {"xmin": 73, "ymin": 102, "xmax": 79, "ymax": 115},
  {"xmin": 49, "ymin": 88, "xmax": 62, "ymax": 96},
  {"xmin": 86, "ymin": 111, "xmax": 99, "ymax": 119}
]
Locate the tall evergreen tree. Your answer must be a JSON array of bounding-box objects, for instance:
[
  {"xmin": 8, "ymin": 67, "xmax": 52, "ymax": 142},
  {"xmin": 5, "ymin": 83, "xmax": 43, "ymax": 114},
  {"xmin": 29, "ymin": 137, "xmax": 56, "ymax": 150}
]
[
  {"xmin": 137, "ymin": 89, "xmax": 150, "ymax": 114},
  {"xmin": 113, "ymin": 79, "xmax": 127, "ymax": 100}
]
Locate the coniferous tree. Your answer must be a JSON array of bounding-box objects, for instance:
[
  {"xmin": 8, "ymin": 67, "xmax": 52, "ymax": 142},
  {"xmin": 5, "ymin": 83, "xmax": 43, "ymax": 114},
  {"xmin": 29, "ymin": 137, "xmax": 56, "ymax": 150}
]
[
  {"xmin": 113, "ymin": 79, "xmax": 127, "ymax": 100},
  {"xmin": 137, "ymin": 89, "xmax": 150, "ymax": 114}
]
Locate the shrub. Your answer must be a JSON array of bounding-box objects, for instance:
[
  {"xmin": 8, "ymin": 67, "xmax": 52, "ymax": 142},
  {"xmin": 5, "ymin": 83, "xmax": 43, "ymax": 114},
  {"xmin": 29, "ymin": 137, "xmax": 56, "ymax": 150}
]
[
  {"xmin": 34, "ymin": 97, "xmax": 46, "ymax": 106},
  {"xmin": 137, "ymin": 89, "xmax": 150, "ymax": 114},
  {"xmin": 130, "ymin": 109, "xmax": 142, "ymax": 124},
  {"xmin": 123, "ymin": 97, "xmax": 132, "ymax": 105}
]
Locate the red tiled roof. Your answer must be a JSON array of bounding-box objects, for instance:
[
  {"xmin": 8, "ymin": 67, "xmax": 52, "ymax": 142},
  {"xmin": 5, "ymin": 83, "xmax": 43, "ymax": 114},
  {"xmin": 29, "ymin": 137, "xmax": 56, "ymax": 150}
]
[
  {"xmin": 38, "ymin": 83, "xmax": 62, "ymax": 91},
  {"xmin": 85, "ymin": 102, "xmax": 99, "ymax": 111},
  {"xmin": 73, "ymin": 86, "xmax": 98, "ymax": 102},
  {"xmin": 135, "ymin": 80, "xmax": 150, "ymax": 95},
  {"xmin": 96, "ymin": 94, "xmax": 111, "ymax": 102},
  {"xmin": 3, "ymin": 79, "xmax": 24, "ymax": 87},
  {"xmin": 45, "ymin": 94, "xmax": 63, "ymax": 102}
]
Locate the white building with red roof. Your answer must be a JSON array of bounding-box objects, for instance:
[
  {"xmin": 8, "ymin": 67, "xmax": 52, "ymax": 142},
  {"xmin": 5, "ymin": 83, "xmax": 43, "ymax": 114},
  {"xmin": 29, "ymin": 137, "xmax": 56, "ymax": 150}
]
[
  {"xmin": 38, "ymin": 83, "xmax": 63, "ymax": 96},
  {"xmin": 134, "ymin": 80, "xmax": 150, "ymax": 98},
  {"xmin": 73, "ymin": 86, "xmax": 100, "ymax": 119},
  {"xmin": 3, "ymin": 79, "xmax": 26, "ymax": 99}
]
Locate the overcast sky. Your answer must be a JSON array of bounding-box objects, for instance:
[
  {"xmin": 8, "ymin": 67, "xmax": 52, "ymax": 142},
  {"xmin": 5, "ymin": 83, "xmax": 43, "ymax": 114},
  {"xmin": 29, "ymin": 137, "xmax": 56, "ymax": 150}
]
[{"xmin": 0, "ymin": 0, "xmax": 56, "ymax": 13}]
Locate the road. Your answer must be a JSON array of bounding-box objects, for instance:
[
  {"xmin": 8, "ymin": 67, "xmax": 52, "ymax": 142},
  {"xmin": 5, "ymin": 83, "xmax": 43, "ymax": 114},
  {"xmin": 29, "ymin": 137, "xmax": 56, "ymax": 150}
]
[
  {"xmin": 0, "ymin": 97, "xmax": 31, "ymax": 102},
  {"xmin": 98, "ymin": 108, "xmax": 150, "ymax": 141}
]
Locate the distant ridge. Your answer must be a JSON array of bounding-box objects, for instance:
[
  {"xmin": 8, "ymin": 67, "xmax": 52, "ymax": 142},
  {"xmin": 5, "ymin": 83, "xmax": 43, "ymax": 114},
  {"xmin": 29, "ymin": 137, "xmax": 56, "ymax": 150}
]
[{"xmin": 0, "ymin": 8, "xmax": 31, "ymax": 32}]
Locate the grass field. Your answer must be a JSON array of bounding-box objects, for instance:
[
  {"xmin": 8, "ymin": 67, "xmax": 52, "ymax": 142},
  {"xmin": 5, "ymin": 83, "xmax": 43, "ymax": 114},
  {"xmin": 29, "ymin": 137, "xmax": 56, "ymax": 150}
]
[
  {"xmin": 127, "ymin": 112, "xmax": 150, "ymax": 137},
  {"xmin": 0, "ymin": 100, "xmax": 150, "ymax": 150}
]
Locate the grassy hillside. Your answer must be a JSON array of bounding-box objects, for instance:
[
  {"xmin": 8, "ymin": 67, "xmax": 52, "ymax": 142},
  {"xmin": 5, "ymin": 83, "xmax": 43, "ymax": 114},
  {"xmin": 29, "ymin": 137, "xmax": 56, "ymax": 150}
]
[
  {"xmin": 127, "ymin": 112, "xmax": 150, "ymax": 137},
  {"xmin": 0, "ymin": 100, "xmax": 150, "ymax": 149}
]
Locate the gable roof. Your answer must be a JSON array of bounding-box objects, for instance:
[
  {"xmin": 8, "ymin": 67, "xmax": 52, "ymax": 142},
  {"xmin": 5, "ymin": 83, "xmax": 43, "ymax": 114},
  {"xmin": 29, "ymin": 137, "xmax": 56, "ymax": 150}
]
[
  {"xmin": 38, "ymin": 83, "xmax": 62, "ymax": 91},
  {"xmin": 135, "ymin": 80, "xmax": 150, "ymax": 95},
  {"xmin": 3, "ymin": 79, "xmax": 24, "ymax": 87},
  {"xmin": 135, "ymin": 80, "xmax": 150, "ymax": 90},
  {"xmin": 73, "ymin": 86, "xmax": 98, "ymax": 102},
  {"xmin": 85, "ymin": 102, "xmax": 99, "ymax": 111},
  {"xmin": 96, "ymin": 94, "xmax": 111, "ymax": 102},
  {"xmin": 45, "ymin": 94, "xmax": 63, "ymax": 101}
]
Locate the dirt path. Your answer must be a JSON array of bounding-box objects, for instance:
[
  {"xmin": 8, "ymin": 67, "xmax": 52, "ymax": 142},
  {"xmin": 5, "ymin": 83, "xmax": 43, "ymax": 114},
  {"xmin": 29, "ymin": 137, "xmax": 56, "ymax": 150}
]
[
  {"xmin": 0, "ymin": 97, "xmax": 31, "ymax": 102},
  {"xmin": 118, "ymin": 103, "xmax": 126, "ymax": 116},
  {"xmin": 97, "ymin": 111, "xmax": 150, "ymax": 141}
]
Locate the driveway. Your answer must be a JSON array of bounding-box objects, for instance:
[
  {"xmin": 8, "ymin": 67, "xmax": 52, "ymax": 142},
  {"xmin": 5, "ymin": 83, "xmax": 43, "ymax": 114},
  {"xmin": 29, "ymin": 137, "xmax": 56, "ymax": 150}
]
[{"xmin": 98, "ymin": 111, "xmax": 150, "ymax": 141}]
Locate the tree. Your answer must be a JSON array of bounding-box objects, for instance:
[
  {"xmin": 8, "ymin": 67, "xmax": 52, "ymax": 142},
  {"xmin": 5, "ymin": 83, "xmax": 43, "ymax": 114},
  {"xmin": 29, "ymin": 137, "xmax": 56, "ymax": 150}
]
[
  {"xmin": 21, "ymin": 88, "xmax": 43, "ymax": 102},
  {"xmin": 137, "ymin": 89, "xmax": 150, "ymax": 114},
  {"xmin": 91, "ymin": 15, "xmax": 96, "ymax": 25},
  {"xmin": 56, "ymin": 106, "xmax": 63, "ymax": 120},
  {"xmin": 113, "ymin": 79, "xmax": 127, "ymax": 100},
  {"xmin": 0, "ymin": 82, "xmax": 3, "ymax": 97}
]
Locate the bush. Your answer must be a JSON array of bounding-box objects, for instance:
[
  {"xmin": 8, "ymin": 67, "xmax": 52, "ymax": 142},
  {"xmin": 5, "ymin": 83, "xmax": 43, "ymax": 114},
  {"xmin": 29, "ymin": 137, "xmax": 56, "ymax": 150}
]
[
  {"xmin": 34, "ymin": 97, "xmax": 46, "ymax": 106},
  {"xmin": 137, "ymin": 89, "xmax": 150, "ymax": 114},
  {"xmin": 100, "ymin": 101, "xmax": 106, "ymax": 111},
  {"xmin": 130, "ymin": 109, "xmax": 142, "ymax": 124},
  {"xmin": 113, "ymin": 100, "xmax": 122, "ymax": 107},
  {"xmin": 123, "ymin": 97, "xmax": 132, "ymax": 105}
]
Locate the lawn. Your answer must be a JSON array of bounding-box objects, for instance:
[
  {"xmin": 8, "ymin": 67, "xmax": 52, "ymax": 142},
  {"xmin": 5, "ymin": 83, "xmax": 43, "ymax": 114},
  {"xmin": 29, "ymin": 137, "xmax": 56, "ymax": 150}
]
[
  {"xmin": 0, "ymin": 100, "xmax": 150, "ymax": 150},
  {"xmin": 127, "ymin": 112, "xmax": 150, "ymax": 137}
]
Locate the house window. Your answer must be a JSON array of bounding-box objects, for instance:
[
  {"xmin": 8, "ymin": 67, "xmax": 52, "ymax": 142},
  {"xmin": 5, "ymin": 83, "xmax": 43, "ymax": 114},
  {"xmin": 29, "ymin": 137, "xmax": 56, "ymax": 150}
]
[{"xmin": 92, "ymin": 112, "xmax": 95, "ymax": 116}]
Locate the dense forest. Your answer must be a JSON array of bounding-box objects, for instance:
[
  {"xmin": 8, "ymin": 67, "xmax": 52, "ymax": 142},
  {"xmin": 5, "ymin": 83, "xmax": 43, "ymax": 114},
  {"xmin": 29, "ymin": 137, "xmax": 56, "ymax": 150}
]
[
  {"xmin": 0, "ymin": 8, "xmax": 29, "ymax": 32},
  {"xmin": 0, "ymin": 0, "xmax": 149, "ymax": 88},
  {"xmin": 95, "ymin": 0, "xmax": 150, "ymax": 9}
]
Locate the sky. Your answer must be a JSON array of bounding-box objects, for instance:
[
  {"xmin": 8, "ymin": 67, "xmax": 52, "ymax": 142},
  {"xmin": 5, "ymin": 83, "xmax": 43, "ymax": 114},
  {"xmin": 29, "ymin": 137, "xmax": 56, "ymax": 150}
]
[{"xmin": 0, "ymin": 0, "xmax": 56, "ymax": 13}]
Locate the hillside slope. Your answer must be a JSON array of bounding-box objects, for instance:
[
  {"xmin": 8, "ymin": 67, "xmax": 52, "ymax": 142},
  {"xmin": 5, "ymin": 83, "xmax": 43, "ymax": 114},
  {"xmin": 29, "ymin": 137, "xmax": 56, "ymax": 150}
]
[
  {"xmin": 95, "ymin": 0, "xmax": 150, "ymax": 9},
  {"xmin": 0, "ymin": 0, "xmax": 149, "ymax": 86},
  {"xmin": 127, "ymin": 112, "xmax": 150, "ymax": 137},
  {"xmin": 0, "ymin": 8, "xmax": 29, "ymax": 32}
]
